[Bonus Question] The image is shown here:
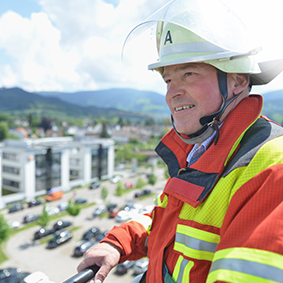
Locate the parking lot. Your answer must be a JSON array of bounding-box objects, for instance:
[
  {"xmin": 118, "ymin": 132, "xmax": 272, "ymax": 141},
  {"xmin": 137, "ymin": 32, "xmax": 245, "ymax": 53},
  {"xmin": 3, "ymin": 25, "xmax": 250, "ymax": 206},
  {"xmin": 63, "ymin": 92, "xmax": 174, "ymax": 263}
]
[{"xmin": 0, "ymin": 167, "xmax": 166, "ymax": 282}]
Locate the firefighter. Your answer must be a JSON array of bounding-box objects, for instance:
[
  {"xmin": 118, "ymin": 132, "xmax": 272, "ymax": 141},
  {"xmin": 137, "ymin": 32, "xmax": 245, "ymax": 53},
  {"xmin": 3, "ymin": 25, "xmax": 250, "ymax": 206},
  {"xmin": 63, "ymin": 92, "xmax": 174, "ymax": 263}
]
[{"xmin": 78, "ymin": 0, "xmax": 283, "ymax": 282}]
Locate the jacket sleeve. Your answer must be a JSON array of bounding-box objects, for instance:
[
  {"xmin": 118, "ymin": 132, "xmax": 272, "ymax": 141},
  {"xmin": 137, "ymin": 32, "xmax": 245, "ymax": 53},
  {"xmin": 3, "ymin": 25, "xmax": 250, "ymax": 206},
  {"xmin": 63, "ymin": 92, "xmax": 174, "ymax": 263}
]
[
  {"xmin": 101, "ymin": 212, "xmax": 153, "ymax": 263},
  {"xmin": 207, "ymin": 162, "xmax": 283, "ymax": 283}
]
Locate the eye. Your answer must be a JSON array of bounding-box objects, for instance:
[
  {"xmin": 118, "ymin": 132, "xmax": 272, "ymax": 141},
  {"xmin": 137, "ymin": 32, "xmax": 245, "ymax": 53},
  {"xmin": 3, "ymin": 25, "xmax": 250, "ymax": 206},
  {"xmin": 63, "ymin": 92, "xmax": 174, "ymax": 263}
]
[{"xmin": 184, "ymin": 72, "xmax": 194, "ymax": 77}]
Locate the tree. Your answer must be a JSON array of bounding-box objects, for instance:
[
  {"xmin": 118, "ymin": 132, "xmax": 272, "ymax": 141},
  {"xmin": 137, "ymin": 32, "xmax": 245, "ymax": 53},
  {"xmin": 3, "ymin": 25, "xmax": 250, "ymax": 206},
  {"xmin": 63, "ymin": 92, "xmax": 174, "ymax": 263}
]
[
  {"xmin": 0, "ymin": 214, "xmax": 11, "ymax": 243},
  {"xmin": 101, "ymin": 186, "xmax": 108, "ymax": 202},
  {"xmin": 129, "ymin": 138, "xmax": 139, "ymax": 144},
  {"xmin": 0, "ymin": 122, "xmax": 8, "ymax": 141},
  {"xmin": 118, "ymin": 117, "xmax": 125, "ymax": 128},
  {"xmin": 37, "ymin": 205, "xmax": 51, "ymax": 227},
  {"xmin": 136, "ymin": 177, "xmax": 147, "ymax": 189},
  {"xmin": 27, "ymin": 113, "xmax": 33, "ymax": 126},
  {"xmin": 100, "ymin": 121, "xmax": 110, "ymax": 138},
  {"xmin": 66, "ymin": 199, "xmax": 81, "ymax": 216},
  {"xmin": 145, "ymin": 118, "xmax": 155, "ymax": 126},
  {"xmin": 115, "ymin": 181, "xmax": 124, "ymax": 196},
  {"xmin": 38, "ymin": 117, "xmax": 52, "ymax": 132},
  {"xmin": 148, "ymin": 171, "xmax": 158, "ymax": 186}
]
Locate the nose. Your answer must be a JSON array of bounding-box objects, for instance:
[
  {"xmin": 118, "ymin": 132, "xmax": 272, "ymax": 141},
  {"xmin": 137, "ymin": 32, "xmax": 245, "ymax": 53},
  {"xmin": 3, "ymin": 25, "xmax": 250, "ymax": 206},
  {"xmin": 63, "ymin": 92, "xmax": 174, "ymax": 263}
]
[{"xmin": 166, "ymin": 79, "xmax": 185, "ymax": 101}]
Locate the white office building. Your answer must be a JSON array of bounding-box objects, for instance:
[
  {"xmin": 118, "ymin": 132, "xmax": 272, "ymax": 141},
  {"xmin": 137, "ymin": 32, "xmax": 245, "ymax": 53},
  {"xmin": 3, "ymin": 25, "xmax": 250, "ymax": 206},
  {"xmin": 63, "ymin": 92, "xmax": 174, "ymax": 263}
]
[{"xmin": 0, "ymin": 137, "xmax": 115, "ymax": 209}]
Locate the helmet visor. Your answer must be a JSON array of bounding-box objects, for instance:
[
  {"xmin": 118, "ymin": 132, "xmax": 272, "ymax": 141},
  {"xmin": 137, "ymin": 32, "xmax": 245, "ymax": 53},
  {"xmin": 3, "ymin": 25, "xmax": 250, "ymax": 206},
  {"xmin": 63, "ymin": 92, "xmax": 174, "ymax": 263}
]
[{"xmin": 122, "ymin": 0, "xmax": 259, "ymax": 71}]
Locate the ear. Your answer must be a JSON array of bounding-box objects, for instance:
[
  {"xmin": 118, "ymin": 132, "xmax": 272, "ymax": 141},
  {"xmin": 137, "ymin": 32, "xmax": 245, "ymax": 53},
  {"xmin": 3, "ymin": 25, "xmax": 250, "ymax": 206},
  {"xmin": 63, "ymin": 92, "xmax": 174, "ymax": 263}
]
[{"xmin": 228, "ymin": 73, "xmax": 250, "ymax": 95}]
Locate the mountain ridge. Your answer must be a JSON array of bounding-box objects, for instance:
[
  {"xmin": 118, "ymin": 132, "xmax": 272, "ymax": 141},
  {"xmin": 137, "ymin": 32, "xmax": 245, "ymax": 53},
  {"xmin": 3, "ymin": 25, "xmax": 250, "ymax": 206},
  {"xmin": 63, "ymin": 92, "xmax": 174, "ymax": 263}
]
[{"xmin": 0, "ymin": 87, "xmax": 282, "ymax": 124}]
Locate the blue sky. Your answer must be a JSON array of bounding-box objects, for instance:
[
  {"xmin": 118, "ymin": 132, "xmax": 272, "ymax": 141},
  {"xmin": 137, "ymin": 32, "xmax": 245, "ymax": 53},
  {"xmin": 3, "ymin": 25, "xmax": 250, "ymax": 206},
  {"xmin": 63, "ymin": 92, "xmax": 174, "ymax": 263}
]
[
  {"xmin": 0, "ymin": 0, "xmax": 41, "ymax": 17},
  {"xmin": 0, "ymin": 0, "xmax": 282, "ymax": 95}
]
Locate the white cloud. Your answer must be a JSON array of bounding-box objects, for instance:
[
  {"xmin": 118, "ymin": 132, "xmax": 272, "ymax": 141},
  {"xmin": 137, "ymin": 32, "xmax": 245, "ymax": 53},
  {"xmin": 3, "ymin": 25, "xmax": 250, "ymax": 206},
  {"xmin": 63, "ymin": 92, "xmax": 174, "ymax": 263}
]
[{"xmin": 0, "ymin": 0, "xmax": 282, "ymax": 95}]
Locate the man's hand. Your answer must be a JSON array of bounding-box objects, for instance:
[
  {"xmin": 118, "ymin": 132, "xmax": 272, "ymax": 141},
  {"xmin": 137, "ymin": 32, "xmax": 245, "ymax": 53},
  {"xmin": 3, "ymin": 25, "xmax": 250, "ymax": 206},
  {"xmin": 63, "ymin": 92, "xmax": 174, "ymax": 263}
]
[{"xmin": 77, "ymin": 242, "xmax": 121, "ymax": 283}]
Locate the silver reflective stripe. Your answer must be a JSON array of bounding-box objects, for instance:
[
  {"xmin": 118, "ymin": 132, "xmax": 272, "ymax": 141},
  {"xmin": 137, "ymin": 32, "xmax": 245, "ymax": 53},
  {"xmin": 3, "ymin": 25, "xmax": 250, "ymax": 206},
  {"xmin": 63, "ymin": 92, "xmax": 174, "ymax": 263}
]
[
  {"xmin": 175, "ymin": 233, "xmax": 218, "ymax": 253},
  {"xmin": 176, "ymin": 258, "xmax": 190, "ymax": 283},
  {"xmin": 160, "ymin": 41, "xmax": 227, "ymax": 57},
  {"xmin": 210, "ymin": 258, "xmax": 283, "ymax": 282},
  {"xmin": 154, "ymin": 198, "xmax": 158, "ymax": 205}
]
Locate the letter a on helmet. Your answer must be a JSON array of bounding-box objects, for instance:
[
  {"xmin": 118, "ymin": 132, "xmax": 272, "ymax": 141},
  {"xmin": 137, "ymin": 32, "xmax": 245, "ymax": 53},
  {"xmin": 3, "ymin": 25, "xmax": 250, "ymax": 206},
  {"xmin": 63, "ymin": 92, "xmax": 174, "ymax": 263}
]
[{"xmin": 122, "ymin": 0, "xmax": 283, "ymax": 85}]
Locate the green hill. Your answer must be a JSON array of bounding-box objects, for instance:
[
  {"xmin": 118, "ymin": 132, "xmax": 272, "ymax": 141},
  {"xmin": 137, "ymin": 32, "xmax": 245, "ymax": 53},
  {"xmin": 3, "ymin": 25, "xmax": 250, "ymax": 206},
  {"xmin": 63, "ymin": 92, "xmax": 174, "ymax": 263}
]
[
  {"xmin": 0, "ymin": 87, "xmax": 163, "ymax": 121},
  {"xmin": 0, "ymin": 87, "xmax": 282, "ymax": 124}
]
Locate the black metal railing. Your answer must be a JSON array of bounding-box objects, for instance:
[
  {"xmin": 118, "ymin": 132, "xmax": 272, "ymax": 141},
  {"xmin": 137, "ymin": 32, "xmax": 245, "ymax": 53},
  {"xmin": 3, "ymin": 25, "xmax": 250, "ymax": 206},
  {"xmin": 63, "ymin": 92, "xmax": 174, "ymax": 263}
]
[{"xmin": 62, "ymin": 265, "xmax": 100, "ymax": 283}]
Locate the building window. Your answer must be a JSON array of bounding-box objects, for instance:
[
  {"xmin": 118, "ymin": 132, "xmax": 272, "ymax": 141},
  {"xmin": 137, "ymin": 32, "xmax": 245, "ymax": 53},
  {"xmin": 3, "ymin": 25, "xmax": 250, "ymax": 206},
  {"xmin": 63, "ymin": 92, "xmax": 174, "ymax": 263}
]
[
  {"xmin": 35, "ymin": 151, "xmax": 61, "ymax": 192},
  {"xmin": 3, "ymin": 179, "xmax": 20, "ymax": 188},
  {"xmin": 91, "ymin": 148, "xmax": 98, "ymax": 178},
  {"xmin": 70, "ymin": 169, "xmax": 80, "ymax": 180},
  {"xmin": 70, "ymin": 158, "xmax": 80, "ymax": 166},
  {"xmin": 91, "ymin": 146, "xmax": 108, "ymax": 179},
  {"xmin": 3, "ymin": 166, "xmax": 20, "ymax": 175},
  {"xmin": 100, "ymin": 147, "xmax": 108, "ymax": 176},
  {"xmin": 2, "ymin": 152, "xmax": 19, "ymax": 161}
]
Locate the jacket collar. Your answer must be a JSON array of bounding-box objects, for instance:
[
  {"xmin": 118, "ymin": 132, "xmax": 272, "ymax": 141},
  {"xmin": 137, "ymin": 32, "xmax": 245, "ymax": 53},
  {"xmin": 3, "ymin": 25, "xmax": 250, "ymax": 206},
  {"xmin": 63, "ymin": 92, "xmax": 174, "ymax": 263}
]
[
  {"xmin": 157, "ymin": 95, "xmax": 263, "ymax": 175},
  {"xmin": 156, "ymin": 95, "xmax": 263, "ymax": 207}
]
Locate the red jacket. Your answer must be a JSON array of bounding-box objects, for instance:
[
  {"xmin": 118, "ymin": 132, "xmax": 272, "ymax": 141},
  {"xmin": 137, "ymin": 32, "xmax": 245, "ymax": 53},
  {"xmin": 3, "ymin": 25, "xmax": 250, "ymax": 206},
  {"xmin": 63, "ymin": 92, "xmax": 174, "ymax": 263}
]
[{"xmin": 103, "ymin": 95, "xmax": 283, "ymax": 282}]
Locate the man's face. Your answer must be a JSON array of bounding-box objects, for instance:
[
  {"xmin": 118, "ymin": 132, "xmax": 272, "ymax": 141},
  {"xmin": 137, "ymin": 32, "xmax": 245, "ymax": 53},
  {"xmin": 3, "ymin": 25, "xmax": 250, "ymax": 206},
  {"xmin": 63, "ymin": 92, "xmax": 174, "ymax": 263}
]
[{"xmin": 163, "ymin": 63, "xmax": 223, "ymax": 136}]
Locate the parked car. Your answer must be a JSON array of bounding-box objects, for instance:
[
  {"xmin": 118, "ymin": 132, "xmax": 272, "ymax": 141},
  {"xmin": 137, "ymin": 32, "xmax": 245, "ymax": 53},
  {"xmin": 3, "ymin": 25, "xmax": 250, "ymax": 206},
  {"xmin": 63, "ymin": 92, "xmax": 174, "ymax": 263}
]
[
  {"xmin": 109, "ymin": 208, "xmax": 120, "ymax": 218},
  {"xmin": 133, "ymin": 258, "xmax": 149, "ymax": 275},
  {"xmin": 45, "ymin": 189, "xmax": 63, "ymax": 202},
  {"xmin": 92, "ymin": 205, "xmax": 108, "ymax": 217},
  {"xmin": 45, "ymin": 206, "xmax": 60, "ymax": 216},
  {"xmin": 2, "ymin": 271, "xmax": 30, "ymax": 283},
  {"xmin": 75, "ymin": 198, "xmax": 87, "ymax": 204},
  {"xmin": 139, "ymin": 205, "xmax": 154, "ymax": 214},
  {"xmin": 0, "ymin": 268, "xmax": 21, "ymax": 280},
  {"xmin": 134, "ymin": 191, "xmax": 143, "ymax": 198},
  {"xmin": 7, "ymin": 221, "xmax": 20, "ymax": 229},
  {"xmin": 23, "ymin": 214, "xmax": 39, "ymax": 224},
  {"xmin": 27, "ymin": 199, "xmax": 42, "ymax": 207},
  {"xmin": 82, "ymin": 227, "xmax": 100, "ymax": 241},
  {"xmin": 34, "ymin": 228, "xmax": 54, "ymax": 240},
  {"xmin": 73, "ymin": 240, "xmax": 97, "ymax": 257},
  {"xmin": 110, "ymin": 175, "xmax": 121, "ymax": 183},
  {"xmin": 89, "ymin": 180, "xmax": 100, "ymax": 189},
  {"xmin": 21, "ymin": 271, "xmax": 54, "ymax": 283},
  {"xmin": 95, "ymin": 231, "xmax": 107, "ymax": 242},
  {"xmin": 116, "ymin": 260, "xmax": 135, "ymax": 274},
  {"xmin": 125, "ymin": 182, "xmax": 133, "ymax": 189},
  {"xmin": 52, "ymin": 220, "xmax": 72, "ymax": 231},
  {"xmin": 107, "ymin": 203, "xmax": 118, "ymax": 212},
  {"xmin": 58, "ymin": 202, "xmax": 68, "ymax": 211},
  {"xmin": 9, "ymin": 204, "xmax": 24, "ymax": 213},
  {"xmin": 47, "ymin": 230, "xmax": 72, "ymax": 249},
  {"xmin": 134, "ymin": 189, "xmax": 152, "ymax": 198},
  {"xmin": 115, "ymin": 210, "xmax": 139, "ymax": 223}
]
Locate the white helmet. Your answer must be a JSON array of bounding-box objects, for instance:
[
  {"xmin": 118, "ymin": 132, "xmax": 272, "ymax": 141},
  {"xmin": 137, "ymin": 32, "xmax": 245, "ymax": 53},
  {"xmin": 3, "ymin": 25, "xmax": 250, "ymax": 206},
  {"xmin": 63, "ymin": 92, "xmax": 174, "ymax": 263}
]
[{"xmin": 122, "ymin": 0, "xmax": 283, "ymax": 144}]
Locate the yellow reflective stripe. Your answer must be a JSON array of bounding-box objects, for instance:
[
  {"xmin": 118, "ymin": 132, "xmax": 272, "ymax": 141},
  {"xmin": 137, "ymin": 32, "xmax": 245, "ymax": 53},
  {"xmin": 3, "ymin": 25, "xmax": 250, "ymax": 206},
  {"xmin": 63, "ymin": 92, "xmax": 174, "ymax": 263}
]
[
  {"xmin": 207, "ymin": 248, "xmax": 283, "ymax": 283},
  {"xmin": 172, "ymin": 255, "xmax": 194, "ymax": 283},
  {"xmin": 207, "ymin": 269, "xmax": 278, "ymax": 283},
  {"xmin": 176, "ymin": 225, "xmax": 220, "ymax": 244},
  {"xmin": 174, "ymin": 225, "xmax": 220, "ymax": 261},
  {"xmin": 154, "ymin": 192, "xmax": 168, "ymax": 207},
  {"xmin": 181, "ymin": 260, "xmax": 194, "ymax": 283},
  {"xmin": 224, "ymin": 130, "xmax": 246, "ymax": 167},
  {"xmin": 172, "ymin": 256, "xmax": 183, "ymax": 282},
  {"xmin": 213, "ymin": 247, "xmax": 283, "ymax": 269},
  {"xmin": 175, "ymin": 242, "xmax": 214, "ymax": 261}
]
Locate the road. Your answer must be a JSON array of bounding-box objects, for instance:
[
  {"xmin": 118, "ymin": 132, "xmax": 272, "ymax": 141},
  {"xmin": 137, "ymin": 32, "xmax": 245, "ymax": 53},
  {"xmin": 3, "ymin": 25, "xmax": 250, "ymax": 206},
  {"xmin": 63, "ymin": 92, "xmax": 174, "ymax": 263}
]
[{"xmin": 0, "ymin": 167, "xmax": 166, "ymax": 283}]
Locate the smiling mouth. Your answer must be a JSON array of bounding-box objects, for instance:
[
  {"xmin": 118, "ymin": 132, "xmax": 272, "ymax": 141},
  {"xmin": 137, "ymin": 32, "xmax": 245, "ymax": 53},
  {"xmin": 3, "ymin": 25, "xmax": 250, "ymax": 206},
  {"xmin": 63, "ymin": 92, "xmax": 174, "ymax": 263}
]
[{"xmin": 174, "ymin": 105, "xmax": 195, "ymax": 112}]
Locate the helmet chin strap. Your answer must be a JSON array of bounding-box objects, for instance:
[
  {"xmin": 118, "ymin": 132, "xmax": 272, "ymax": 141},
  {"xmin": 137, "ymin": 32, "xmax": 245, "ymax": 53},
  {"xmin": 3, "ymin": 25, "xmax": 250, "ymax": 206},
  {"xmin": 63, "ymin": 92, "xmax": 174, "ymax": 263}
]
[{"xmin": 172, "ymin": 69, "xmax": 242, "ymax": 145}]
